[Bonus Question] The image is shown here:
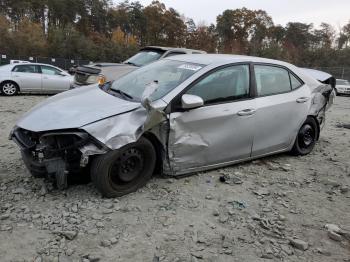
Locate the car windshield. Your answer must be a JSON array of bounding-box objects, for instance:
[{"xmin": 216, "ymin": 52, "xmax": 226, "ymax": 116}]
[
  {"xmin": 124, "ymin": 50, "xmax": 165, "ymax": 67},
  {"xmin": 111, "ymin": 59, "xmax": 204, "ymax": 101},
  {"xmin": 336, "ymin": 79, "xmax": 350, "ymax": 86}
]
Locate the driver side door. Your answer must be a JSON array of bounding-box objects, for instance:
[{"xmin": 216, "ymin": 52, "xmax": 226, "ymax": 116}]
[{"xmin": 168, "ymin": 64, "xmax": 256, "ymax": 174}]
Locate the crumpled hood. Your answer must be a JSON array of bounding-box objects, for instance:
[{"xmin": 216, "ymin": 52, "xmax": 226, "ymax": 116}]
[{"xmin": 16, "ymin": 85, "xmax": 140, "ymax": 132}]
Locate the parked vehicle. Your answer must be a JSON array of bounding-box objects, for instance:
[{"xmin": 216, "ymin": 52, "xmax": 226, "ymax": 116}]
[
  {"xmin": 10, "ymin": 54, "xmax": 334, "ymax": 197},
  {"xmin": 335, "ymin": 79, "xmax": 350, "ymax": 95},
  {"xmin": 0, "ymin": 63, "xmax": 73, "ymax": 95},
  {"xmin": 72, "ymin": 46, "xmax": 206, "ymax": 88}
]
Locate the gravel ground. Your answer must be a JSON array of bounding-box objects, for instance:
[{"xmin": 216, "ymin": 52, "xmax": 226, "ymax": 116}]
[{"xmin": 0, "ymin": 95, "xmax": 349, "ymax": 262}]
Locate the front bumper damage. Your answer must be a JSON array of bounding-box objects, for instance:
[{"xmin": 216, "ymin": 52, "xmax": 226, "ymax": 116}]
[{"xmin": 11, "ymin": 128, "xmax": 107, "ymax": 189}]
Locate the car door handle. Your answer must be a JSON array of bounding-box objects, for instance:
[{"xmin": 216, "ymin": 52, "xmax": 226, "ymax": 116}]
[
  {"xmin": 296, "ymin": 97, "xmax": 309, "ymax": 103},
  {"xmin": 237, "ymin": 109, "xmax": 256, "ymax": 116}
]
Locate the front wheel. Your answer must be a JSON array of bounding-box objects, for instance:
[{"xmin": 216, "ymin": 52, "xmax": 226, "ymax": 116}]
[
  {"xmin": 1, "ymin": 81, "xmax": 19, "ymax": 96},
  {"xmin": 291, "ymin": 117, "xmax": 318, "ymax": 156},
  {"xmin": 91, "ymin": 137, "xmax": 156, "ymax": 198}
]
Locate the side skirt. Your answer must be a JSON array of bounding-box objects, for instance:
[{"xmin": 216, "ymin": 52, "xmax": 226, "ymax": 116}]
[{"xmin": 166, "ymin": 147, "xmax": 291, "ymax": 177}]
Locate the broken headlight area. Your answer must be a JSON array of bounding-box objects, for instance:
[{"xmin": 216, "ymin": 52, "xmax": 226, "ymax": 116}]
[{"xmin": 11, "ymin": 127, "xmax": 103, "ymax": 189}]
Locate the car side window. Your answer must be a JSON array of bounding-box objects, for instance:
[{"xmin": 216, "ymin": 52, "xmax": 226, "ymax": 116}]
[
  {"xmin": 255, "ymin": 65, "xmax": 292, "ymax": 96},
  {"xmin": 41, "ymin": 66, "xmax": 62, "ymax": 75},
  {"xmin": 13, "ymin": 65, "xmax": 40, "ymax": 73},
  {"xmin": 186, "ymin": 65, "xmax": 250, "ymax": 105},
  {"xmin": 290, "ymin": 73, "xmax": 303, "ymax": 90}
]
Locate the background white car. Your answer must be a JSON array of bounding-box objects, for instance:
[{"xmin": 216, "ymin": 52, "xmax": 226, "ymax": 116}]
[
  {"xmin": 0, "ymin": 63, "xmax": 73, "ymax": 96},
  {"xmin": 335, "ymin": 79, "xmax": 350, "ymax": 95}
]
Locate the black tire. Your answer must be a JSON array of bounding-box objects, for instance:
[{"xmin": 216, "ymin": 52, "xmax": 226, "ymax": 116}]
[
  {"xmin": 1, "ymin": 81, "xmax": 19, "ymax": 96},
  {"xmin": 91, "ymin": 137, "xmax": 156, "ymax": 198},
  {"xmin": 291, "ymin": 117, "xmax": 318, "ymax": 156}
]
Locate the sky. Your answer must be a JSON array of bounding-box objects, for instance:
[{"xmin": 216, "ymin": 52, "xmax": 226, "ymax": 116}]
[{"xmin": 124, "ymin": 0, "xmax": 350, "ymax": 29}]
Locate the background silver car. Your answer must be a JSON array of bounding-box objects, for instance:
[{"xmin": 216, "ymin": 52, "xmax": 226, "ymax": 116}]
[
  {"xmin": 335, "ymin": 79, "xmax": 350, "ymax": 95},
  {"xmin": 11, "ymin": 55, "xmax": 334, "ymax": 197},
  {"xmin": 0, "ymin": 62, "xmax": 73, "ymax": 96}
]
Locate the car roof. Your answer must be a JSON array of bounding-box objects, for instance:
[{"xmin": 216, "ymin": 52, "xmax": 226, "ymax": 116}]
[
  {"xmin": 141, "ymin": 46, "xmax": 206, "ymax": 53},
  {"xmin": 166, "ymin": 54, "xmax": 297, "ymax": 67},
  {"xmin": 167, "ymin": 54, "xmax": 327, "ymax": 89}
]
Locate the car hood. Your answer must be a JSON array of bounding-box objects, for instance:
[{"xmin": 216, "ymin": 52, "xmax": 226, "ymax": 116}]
[{"xmin": 16, "ymin": 85, "xmax": 140, "ymax": 132}]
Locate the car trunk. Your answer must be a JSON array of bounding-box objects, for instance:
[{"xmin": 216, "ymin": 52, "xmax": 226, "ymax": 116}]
[{"xmin": 74, "ymin": 66, "xmax": 101, "ymax": 85}]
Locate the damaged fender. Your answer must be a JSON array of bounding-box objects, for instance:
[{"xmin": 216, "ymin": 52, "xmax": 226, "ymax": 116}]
[{"xmin": 82, "ymin": 82, "xmax": 168, "ymax": 150}]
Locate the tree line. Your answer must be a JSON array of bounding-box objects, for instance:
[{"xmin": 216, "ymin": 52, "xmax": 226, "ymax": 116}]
[{"xmin": 1, "ymin": 0, "xmax": 350, "ymax": 68}]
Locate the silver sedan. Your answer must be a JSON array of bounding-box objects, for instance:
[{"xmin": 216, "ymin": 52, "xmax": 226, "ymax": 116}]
[
  {"xmin": 0, "ymin": 63, "xmax": 73, "ymax": 96},
  {"xmin": 10, "ymin": 55, "xmax": 334, "ymax": 197}
]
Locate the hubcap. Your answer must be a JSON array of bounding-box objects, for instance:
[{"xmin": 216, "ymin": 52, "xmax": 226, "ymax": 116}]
[
  {"xmin": 110, "ymin": 148, "xmax": 144, "ymax": 184},
  {"xmin": 3, "ymin": 83, "xmax": 16, "ymax": 95},
  {"xmin": 299, "ymin": 124, "xmax": 315, "ymax": 148}
]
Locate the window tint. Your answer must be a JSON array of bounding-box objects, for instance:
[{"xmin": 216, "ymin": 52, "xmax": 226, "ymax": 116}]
[
  {"xmin": 13, "ymin": 65, "xmax": 39, "ymax": 73},
  {"xmin": 41, "ymin": 66, "xmax": 62, "ymax": 75},
  {"xmin": 255, "ymin": 65, "xmax": 291, "ymax": 96},
  {"xmin": 290, "ymin": 73, "xmax": 303, "ymax": 89},
  {"xmin": 186, "ymin": 65, "xmax": 250, "ymax": 104}
]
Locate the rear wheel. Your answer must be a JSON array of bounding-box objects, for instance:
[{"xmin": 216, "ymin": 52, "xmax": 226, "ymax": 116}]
[
  {"xmin": 291, "ymin": 117, "xmax": 318, "ymax": 156},
  {"xmin": 1, "ymin": 81, "xmax": 19, "ymax": 96},
  {"xmin": 91, "ymin": 137, "xmax": 156, "ymax": 197}
]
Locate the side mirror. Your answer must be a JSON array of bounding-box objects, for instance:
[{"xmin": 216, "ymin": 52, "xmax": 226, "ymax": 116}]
[{"xmin": 181, "ymin": 94, "xmax": 204, "ymax": 109}]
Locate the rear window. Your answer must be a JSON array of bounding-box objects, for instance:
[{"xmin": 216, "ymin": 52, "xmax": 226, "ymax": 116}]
[
  {"xmin": 124, "ymin": 49, "xmax": 165, "ymax": 67},
  {"xmin": 164, "ymin": 52, "xmax": 186, "ymax": 58}
]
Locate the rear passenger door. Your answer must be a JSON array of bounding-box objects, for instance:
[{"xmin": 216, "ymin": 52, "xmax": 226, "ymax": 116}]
[
  {"xmin": 251, "ymin": 64, "xmax": 310, "ymax": 157},
  {"xmin": 41, "ymin": 65, "xmax": 71, "ymax": 93},
  {"xmin": 11, "ymin": 64, "xmax": 42, "ymax": 92}
]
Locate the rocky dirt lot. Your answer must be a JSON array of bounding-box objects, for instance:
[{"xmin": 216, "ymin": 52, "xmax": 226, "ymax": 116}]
[{"xmin": 0, "ymin": 95, "xmax": 349, "ymax": 262}]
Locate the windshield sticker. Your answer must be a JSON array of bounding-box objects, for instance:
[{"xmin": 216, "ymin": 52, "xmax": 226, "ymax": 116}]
[
  {"xmin": 178, "ymin": 64, "xmax": 202, "ymax": 71},
  {"xmin": 148, "ymin": 52, "xmax": 158, "ymax": 56}
]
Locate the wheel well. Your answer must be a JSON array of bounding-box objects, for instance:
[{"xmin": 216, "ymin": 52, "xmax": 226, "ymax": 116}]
[
  {"xmin": 142, "ymin": 132, "xmax": 164, "ymax": 175},
  {"xmin": 307, "ymin": 115, "xmax": 320, "ymax": 140},
  {"xmin": 0, "ymin": 80, "xmax": 19, "ymax": 89}
]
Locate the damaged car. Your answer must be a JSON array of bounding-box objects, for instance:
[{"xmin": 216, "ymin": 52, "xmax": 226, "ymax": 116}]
[
  {"xmin": 72, "ymin": 46, "xmax": 206, "ymax": 88},
  {"xmin": 10, "ymin": 55, "xmax": 335, "ymax": 197}
]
